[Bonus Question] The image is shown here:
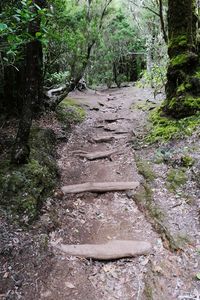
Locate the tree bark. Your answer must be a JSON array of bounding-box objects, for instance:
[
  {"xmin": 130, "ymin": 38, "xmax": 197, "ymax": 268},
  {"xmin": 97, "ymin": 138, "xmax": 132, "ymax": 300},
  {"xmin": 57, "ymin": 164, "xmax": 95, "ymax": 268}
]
[
  {"xmin": 158, "ymin": 0, "xmax": 167, "ymax": 44},
  {"xmin": 163, "ymin": 0, "xmax": 200, "ymax": 118},
  {"xmin": 11, "ymin": 0, "xmax": 45, "ymax": 164}
]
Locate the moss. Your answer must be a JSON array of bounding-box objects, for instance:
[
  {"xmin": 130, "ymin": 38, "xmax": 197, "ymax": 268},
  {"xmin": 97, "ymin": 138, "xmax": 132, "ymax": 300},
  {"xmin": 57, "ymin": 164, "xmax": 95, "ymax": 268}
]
[
  {"xmin": 181, "ymin": 155, "xmax": 195, "ymax": 167},
  {"xmin": 134, "ymin": 183, "xmax": 163, "ymax": 222},
  {"xmin": 177, "ymin": 83, "xmax": 191, "ymax": 94},
  {"xmin": 147, "ymin": 108, "xmax": 200, "ymax": 143},
  {"xmin": 0, "ymin": 128, "xmax": 58, "ymax": 224},
  {"xmin": 134, "ymin": 183, "xmax": 179, "ymax": 251},
  {"xmin": 169, "ymin": 35, "xmax": 188, "ymax": 49},
  {"xmin": 135, "ymin": 155, "xmax": 156, "ymax": 182},
  {"xmin": 57, "ymin": 98, "xmax": 86, "ymax": 125},
  {"xmin": 163, "ymin": 94, "xmax": 200, "ymax": 119},
  {"xmin": 167, "ymin": 168, "xmax": 187, "ymax": 191}
]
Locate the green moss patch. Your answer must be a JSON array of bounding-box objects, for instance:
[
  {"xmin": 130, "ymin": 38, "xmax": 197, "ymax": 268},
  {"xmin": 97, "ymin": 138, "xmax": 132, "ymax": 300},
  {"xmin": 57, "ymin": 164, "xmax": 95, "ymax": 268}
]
[
  {"xmin": 57, "ymin": 98, "xmax": 86, "ymax": 125},
  {"xmin": 167, "ymin": 95, "xmax": 200, "ymax": 113},
  {"xmin": 169, "ymin": 35, "xmax": 187, "ymax": 49},
  {"xmin": 181, "ymin": 155, "xmax": 195, "ymax": 168},
  {"xmin": 167, "ymin": 168, "xmax": 187, "ymax": 191},
  {"xmin": 0, "ymin": 128, "xmax": 58, "ymax": 224},
  {"xmin": 147, "ymin": 108, "xmax": 200, "ymax": 142},
  {"xmin": 135, "ymin": 155, "xmax": 156, "ymax": 182},
  {"xmin": 133, "ymin": 183, "xmax": 179, "ymax": 251}
]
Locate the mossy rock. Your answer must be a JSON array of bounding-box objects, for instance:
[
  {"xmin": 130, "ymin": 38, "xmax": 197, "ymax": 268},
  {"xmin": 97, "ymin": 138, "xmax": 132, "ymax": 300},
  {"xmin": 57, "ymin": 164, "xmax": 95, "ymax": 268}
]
[
  {"xmin": 0, "ymin": 127, "xmax": 58, "ymax": 224},
  {"xmin": 57, "ymin": 98, "xmax": 86, "ymax": 125},
  {"xmin": 166, "ymin": 94, "xmax": 200, "ymax": 118}
]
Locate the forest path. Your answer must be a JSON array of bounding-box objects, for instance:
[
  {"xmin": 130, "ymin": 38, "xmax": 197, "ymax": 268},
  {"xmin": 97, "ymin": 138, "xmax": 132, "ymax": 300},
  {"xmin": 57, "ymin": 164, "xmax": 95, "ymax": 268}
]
[{"xmin": 39, "ymin": 86, "xmax": 200, "ymax": 300}]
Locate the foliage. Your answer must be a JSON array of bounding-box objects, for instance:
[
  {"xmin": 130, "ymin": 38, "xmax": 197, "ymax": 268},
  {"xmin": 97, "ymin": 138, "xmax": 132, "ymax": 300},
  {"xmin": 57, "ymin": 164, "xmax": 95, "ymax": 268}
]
[
  {"xmin": 46, "ymin": 71, "xmax": 70, "ymax": 86},
  {"xmin": 132, "ymin": 0, "xmax": 168, "ymax": 93},
  {"xmin": 87, "ymin": 9, "xmax": 145, "ymax": 87},
  {"xmin": 44, "ymin": 0, "xmax": 113, "ymax": 86},
  {"xmin": 137, "ymin": 63, "xmax": 167, "ymax": 92},
  {"xmin": 0, "ymin": 0, "xmax": 49, "ymax": 67}
]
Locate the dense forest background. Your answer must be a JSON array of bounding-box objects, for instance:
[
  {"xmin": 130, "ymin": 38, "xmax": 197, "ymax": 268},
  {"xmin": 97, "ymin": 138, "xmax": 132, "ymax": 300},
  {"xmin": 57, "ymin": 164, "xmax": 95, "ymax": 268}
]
[
  {"xmin": 0, "ymin": 0, "xmax": 169, "ymax": 162},
  {"xmin": 0, "ymin": 0, "xmax": 200, "ymax": 165}
]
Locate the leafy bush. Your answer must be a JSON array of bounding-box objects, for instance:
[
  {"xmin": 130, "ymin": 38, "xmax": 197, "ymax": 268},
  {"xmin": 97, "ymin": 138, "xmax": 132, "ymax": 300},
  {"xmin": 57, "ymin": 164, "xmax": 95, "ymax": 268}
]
[{"xmin": 45, "ymin": 71, "xmax": 70, "ymax": 86}]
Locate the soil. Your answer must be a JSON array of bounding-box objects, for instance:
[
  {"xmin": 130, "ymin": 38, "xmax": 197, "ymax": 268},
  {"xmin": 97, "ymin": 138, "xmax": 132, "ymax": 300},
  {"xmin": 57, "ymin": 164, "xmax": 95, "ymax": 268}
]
[{"xmin": 0, "ymin": 85, "xmax": 200, "ymax": 300}]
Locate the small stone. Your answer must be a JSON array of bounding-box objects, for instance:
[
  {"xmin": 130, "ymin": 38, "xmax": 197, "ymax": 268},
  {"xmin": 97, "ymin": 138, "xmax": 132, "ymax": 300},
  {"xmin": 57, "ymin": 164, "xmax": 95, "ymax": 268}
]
[
  {"xmin": 65, "ymin": 282, "xmax": 75, "ymax": 289},
  {"xmin": 153, "ymin": 265, "xmax": 163, "ymax": 274},
  {"xmin": 15, "ymin": 280, "xmax": 23, "ymax": 287},
  {"xmin": 3, "ymin": 272, "xmax": 9, "ymax": 278}
]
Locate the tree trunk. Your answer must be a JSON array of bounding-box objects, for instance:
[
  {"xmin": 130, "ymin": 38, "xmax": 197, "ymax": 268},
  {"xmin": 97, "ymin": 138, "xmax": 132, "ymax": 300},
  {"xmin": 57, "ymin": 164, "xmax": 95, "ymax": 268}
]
[
  {"xmin": 11, "ymin": 0, "xmax": 44, "ymax": 164},
  {"xmin": 163, "ymin": 0, "xmax": 200, "ymax": 118}
]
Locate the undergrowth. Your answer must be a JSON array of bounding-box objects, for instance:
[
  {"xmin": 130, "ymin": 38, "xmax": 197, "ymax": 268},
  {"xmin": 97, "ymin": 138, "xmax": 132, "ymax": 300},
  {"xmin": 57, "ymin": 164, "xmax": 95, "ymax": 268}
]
[
  {"xmin": 166, "ymin": 168, "xmax": 188, "ymax": 191},
  {"xmin": 0, "ymin": 128, "xmax": 58, "ymax": 225}
]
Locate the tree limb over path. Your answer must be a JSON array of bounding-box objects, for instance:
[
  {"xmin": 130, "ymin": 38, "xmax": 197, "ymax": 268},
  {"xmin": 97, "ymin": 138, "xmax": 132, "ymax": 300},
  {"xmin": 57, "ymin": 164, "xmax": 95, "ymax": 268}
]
[{"xmin": 62, "ymin": 181, "xmax": 139, "ymax": 194}]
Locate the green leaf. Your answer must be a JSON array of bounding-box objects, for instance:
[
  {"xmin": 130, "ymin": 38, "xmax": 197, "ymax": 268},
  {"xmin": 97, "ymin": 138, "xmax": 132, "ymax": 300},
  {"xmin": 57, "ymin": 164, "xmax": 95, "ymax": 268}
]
[
  {"xmin": 36, "ymin": 32, "xmax": 42, "ymax": 38},
  {"xmin": 34, "ymin": 3, "xmax": 41, "ymax": 10},
  {"xmin": 0, "ymin": 23, "xmax": 8, "ymax": 31}
]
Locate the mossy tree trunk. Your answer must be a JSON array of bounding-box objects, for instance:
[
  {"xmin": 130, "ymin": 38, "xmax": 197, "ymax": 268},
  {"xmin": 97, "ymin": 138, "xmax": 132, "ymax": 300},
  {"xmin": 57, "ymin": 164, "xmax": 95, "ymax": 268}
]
[{"xmin": 163, "ymin": 0, "xmax": 200, "ymax": 118}]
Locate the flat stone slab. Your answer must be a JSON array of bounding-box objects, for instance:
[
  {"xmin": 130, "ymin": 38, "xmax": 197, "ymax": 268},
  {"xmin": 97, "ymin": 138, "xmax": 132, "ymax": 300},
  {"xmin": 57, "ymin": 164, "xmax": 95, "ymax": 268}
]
[
  {"xmin": 61, "ymin": 181, "xmax": 139, "ymax": 194},
  {"xmin": 51, "ymin": 240, "xmax": 152, "ymax": 260}
]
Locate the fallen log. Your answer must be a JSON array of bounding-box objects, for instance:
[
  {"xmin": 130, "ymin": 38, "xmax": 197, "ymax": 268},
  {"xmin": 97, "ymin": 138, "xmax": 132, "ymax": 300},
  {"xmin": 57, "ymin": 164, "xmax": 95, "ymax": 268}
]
[
  {"xmin": 51, "ymin": 240, "xmax": 152, "ymax": 260},
  {"xmin": 73, "ymin": 149, "xmax": 119, "ymax": 160},
  {"xmin": 62, "ymin": 181, "xmax": 139, "ymax": 194}
]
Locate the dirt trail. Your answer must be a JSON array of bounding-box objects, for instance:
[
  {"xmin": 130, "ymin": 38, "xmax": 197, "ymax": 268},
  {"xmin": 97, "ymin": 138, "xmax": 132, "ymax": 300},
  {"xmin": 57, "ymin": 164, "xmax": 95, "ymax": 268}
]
[{"xmin": 39, "ymin": 86, "xmax": 200, "ymax": 300}]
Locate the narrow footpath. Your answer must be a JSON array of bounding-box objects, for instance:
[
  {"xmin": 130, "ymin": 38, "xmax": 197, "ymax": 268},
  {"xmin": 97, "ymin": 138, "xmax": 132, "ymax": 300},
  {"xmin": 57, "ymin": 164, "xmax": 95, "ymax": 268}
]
[{"xmin": 39, "ymin": 86, "xmax": 200, "ymax": 300}]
